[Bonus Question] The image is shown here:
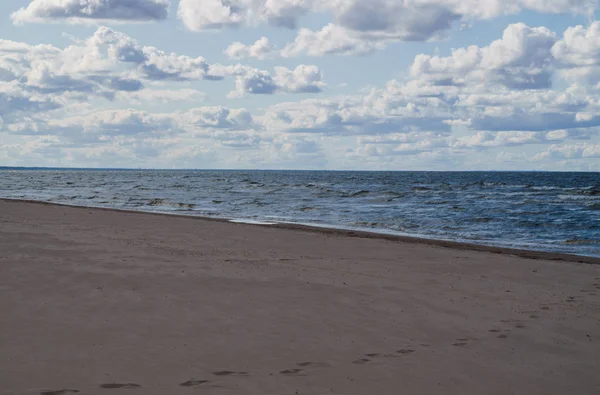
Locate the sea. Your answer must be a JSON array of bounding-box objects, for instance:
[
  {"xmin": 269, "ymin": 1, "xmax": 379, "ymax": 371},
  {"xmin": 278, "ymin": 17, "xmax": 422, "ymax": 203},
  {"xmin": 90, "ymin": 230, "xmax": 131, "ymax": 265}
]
[{"xmin": 0, "ymin": 169, "xmax": 599, "ymax": 257}]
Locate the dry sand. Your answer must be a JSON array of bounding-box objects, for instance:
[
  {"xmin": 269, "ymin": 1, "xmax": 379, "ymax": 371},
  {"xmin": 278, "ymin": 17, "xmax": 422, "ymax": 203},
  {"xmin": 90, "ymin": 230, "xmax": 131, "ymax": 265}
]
[{"xmin": 1, "ymin": 199, "xmax": 599, "ymax": 395}]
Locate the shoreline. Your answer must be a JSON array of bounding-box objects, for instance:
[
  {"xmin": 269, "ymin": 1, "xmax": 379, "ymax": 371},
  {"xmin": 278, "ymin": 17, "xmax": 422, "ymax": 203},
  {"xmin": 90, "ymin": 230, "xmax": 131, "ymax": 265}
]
[{"xmin": 2, "ymin": 197, "xmax": 598, "ymax": 265}]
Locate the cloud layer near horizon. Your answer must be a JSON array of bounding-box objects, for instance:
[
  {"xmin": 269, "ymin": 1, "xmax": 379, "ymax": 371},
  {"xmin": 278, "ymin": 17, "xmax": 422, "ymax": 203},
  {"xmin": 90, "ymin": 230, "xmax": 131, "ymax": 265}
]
[{"xmin": 1, "ymin": 1, "xmax": 600, "ymax": 170}]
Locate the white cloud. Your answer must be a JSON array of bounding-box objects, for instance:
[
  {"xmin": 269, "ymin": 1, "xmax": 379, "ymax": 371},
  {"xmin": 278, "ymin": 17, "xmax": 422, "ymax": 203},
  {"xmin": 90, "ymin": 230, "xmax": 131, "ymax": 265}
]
[
  {"xmin": 225, "ymin": 37, "xmax": 276, "ymax": 59},
  {"xmin": 120, "ymin": 88, "xmax": 206, "ymax": 103},
  {"xmin": 411, "ymin": 23, "xmax": 557, "ymax": 89},
  {"xmin": 333, "ymin": 0, "xmax": 460, "ymax": 40},
  {"xmin": 178, "ymin": 0, "xmax": 312, "ymax": 31},
  {"xmin": 12, "ymin": 0, "xmax": 170, "ymax": 24},
  {"xmin": 180, "ymin": 106, "xmax": 254, "ymax": 130},
  {"xmin": 0, "ymin": 25, "xmax": 326, "ymax": 133},
  {"xmin": 274, "ymin": 65, "xmax": 325, "ymax": 93},
  {"xmin": 228, "ymin": 65, "xmax": 325, "ymax": 97},
  {"xmin": 91, "ymin": 26, "xmax": 217, "ymax": 81},
  {"xmin": 534, "ymin": 143, "xmax": 600, "ymax": 160},
  {"xmin": 552, "ymin": 21, "xmax": 600, "ymax": 84},
  {"xmin": 48, "ymin": 109, "xmax": 175, "ymax": 138},
  {"xmin": 281, "ymin": 24, "xmax": 386, "ymax": 57},
  {"xmin": 3, "ymin": 10, "xmax": 600, "ymax": 170},
  {"xmin": 179, "ymin": 0, "xmax": 597, "ymax": 58}
]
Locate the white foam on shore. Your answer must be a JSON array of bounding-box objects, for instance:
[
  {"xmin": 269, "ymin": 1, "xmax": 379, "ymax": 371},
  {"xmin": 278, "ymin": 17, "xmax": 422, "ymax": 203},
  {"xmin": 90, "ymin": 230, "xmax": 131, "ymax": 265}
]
[{"xmin": 229, "ymin": 219, "xmax": 275, "ymax": 225}]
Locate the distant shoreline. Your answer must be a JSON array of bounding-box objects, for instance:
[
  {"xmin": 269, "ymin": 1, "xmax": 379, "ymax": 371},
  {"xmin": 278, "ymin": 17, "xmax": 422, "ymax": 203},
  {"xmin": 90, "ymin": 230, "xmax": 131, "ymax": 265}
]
[{"xmin": 2, "ymin": 198, "xmax": 598, "ymax": 265}]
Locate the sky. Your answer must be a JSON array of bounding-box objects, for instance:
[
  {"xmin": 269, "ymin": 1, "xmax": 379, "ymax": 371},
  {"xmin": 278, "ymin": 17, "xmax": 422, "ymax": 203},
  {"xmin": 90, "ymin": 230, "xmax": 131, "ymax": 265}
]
[{"xmin": 1, "ymin": 1, "xmax": 600, "ymax": 170}]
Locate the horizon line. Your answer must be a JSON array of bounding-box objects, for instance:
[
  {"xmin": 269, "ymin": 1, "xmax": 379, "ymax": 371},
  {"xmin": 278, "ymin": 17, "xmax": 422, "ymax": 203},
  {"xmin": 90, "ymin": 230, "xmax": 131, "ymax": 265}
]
[{"xmin": 0, "ymin": 166, "xmax": 598, "ymax": 173}]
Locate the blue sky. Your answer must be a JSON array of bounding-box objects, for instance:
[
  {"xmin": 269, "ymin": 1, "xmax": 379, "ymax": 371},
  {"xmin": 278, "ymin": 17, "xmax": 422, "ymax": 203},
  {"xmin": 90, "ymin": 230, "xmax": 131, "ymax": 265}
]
[{"xmin": 1, "ymin": 0, "xmax": 599, "ymax": 170}]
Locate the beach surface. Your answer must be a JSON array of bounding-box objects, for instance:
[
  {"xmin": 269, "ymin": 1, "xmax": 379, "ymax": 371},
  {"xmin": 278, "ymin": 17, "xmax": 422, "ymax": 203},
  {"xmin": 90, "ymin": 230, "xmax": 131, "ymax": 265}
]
[{"xmin": 1, "ymin": 199, "xmax": 599, "ymax": 395}]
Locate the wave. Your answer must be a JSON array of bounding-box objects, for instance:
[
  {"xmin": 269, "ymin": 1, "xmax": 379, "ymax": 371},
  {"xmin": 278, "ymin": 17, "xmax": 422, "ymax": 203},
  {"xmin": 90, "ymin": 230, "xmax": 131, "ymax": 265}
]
[
  {"xmin": 146, "ymin": 198, "xmax": 195, "ymax": 209},
  {"xmin": 147, "ymin": 198, "xmax": 166, "ymax": 206},
  {"xmin": 351, "ymin": 221, "xmax": 380, "ymax": 228},
  {"xmin": 565, "ymin": 239, "xmax": 600, "ymax": 245},
  {"xmin": 425, "ymin": 200, "xmax": 451, "ymax": 205},
  {"xmin": 472, "ymin": 217, "xmax": 494, "ymax": 223},
  {"xmin": 342, "ymin": 190, "xmax": 371, "ymax": 198}
]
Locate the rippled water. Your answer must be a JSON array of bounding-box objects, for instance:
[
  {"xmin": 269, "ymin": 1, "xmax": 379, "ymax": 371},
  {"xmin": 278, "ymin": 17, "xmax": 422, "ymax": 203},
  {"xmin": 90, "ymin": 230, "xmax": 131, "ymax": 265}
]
[{"xmin": 1, "ymin": 169, "xmax": 599, "ymax": 257}]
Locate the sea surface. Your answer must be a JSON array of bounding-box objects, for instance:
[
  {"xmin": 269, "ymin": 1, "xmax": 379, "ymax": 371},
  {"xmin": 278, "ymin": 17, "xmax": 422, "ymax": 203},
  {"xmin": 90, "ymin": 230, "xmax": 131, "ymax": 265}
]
[{"xmin": 1, "ymin": 169, "xmax": 599, "ymax": 257}]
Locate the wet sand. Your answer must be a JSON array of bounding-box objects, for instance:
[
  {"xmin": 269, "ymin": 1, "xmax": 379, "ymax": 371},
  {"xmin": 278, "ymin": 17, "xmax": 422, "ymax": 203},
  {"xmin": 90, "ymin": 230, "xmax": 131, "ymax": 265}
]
[{"xmin": 1, "ymin": 199, "xmax": 599, "ymax": 395}]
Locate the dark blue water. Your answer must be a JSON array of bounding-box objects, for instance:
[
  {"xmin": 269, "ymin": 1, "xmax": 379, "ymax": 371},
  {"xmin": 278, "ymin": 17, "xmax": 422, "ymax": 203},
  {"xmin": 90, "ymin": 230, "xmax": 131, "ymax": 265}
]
[{"xmin": 1, "ymin": 170, "xmax": 599, "ymax": 257}]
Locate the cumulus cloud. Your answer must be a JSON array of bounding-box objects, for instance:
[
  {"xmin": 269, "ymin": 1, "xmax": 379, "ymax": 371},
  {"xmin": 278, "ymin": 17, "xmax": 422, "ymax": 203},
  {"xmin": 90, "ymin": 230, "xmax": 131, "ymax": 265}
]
[
  {"xmin": 120, "ymin": 88, "xmax": 206, "ymax": 103},
  {"xmin": 534, "ymin": 143, "xmax": 600, "ymax": 160},
  {"xmin": 47, "ymin": 109, "xmax": 175, "ymax": 139},
  {"xmin": 273, "ymin": 65, "xmax": 325, "ymax": 93},
  {"xmin": 8, "ymin": 105, "xmax": 258, "ymax": 147},
  {"xmin": 179, "ymin": 0, "xmax": 597, "ymax": 56},
  {"xmin": 4, "ymin": 11, "xmax": 600, "ymax": 169},
  {"xmin": 334, "ymin": 0, "xmax": 460, "ymax": 41},
  {"xmin": 12, "ymin": 0, "xmax": 170, "ymax": 24},
  {"xmin": 0, "ymin": 25, "xmax": 325, "ymax": 133},
  {"xmin": 411, "ymin": 23, "xmax": 557, "ymax": 90},
  {"xmin": 180, "ymin": 106, "xmax": 254, "ymax": 130},
  {"xmin": 3, "ymin": 104, "xmax": 288, "ymax": 168},
  {"xmin": 552, "ymin": 21, "xmax": 600, "ymax": 84},
  {"xmin": 261, "ymin": 88, "xmax": 452, "ymax": 136},
  {"xmin": 255, "ymin": 23, "xmax": 600, "ymax": 145},
  {"xmin": 228, "ymin": 65, "xmax": 325, "ymax": 97},
  {"xmin": 178, "ymin": 0, "xmax": 312, "ymax": 31},
  {"xmin": 91, "ymin": 26, "xmax": 218, "ymax": 81},
  {"xmin": 281, "ymin": 24, "xmax": 386, "ymax": 57},
  {"xmin": 225, "ymin": 37, "xmax": 276, "ymax": 59}
]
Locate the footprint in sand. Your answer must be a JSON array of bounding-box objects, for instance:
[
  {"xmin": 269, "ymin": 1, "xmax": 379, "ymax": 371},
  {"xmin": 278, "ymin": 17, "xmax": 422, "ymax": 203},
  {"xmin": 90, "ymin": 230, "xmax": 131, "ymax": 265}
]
[
  {"xmin": 352, "ymin": 358, "xmax": 372, "ymax": 365},
  {"xmin": 212, "ymin": 371, "xmax": 249, "ymax": 377},
  {"xmin": 179, "ymin": 380, "xmax": 210, "ymax": 387},
  {"xmin": 453, "ymin": 337, "xmax": 480, "ymax": 347},
  {"xmin": 497, "ymin": 334, "xmax": 509, "ymax": 339},
  {"xmin": 179, "ymin": 380, "xmax": 211, "ymax": 387},
  {"xmin": 296, "ymin": 362, "xmax": 330, "ymax": 368},
  {"xmin": 565, "ymin": 296, "xmax": 578, "ymax": 303},
  {"xmin": 100, "ymin": 383, "xmax": 141, "ymax": 389},
  {"xmin": 515, "ymin": 323, "xmax": 526, "ymax": 329},
  {"xmin": 489, "ymin": 329, "xmax": 501, "ymax": 333},
  {"xmin": 359, "ymin": 350, "xmax": 415, "ymax": 362},
  {"xmin": 179, "ymin": 380, "xmax": 222, "ymax": 389},
  {"xmin": 41, "ymin": 390, "xmax": 79, "ymax": 395},
  {"xmin": 280, "ymin": 369, "xmax": 305, "ymax": 376},
  {"xmin": 364, "ymin": 353, "xmax": 400, "ymax": 359},
  {"xmin": 540, "ymin": 306, "xmax": 550, "ymax": 310}
]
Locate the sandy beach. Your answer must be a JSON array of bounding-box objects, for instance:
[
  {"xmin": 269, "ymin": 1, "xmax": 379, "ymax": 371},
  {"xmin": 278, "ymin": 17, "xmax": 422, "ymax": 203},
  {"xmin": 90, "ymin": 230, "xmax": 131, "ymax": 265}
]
[{"xmin": 1, "ymin": 199, "xmax": 599, "ymax": 395}]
